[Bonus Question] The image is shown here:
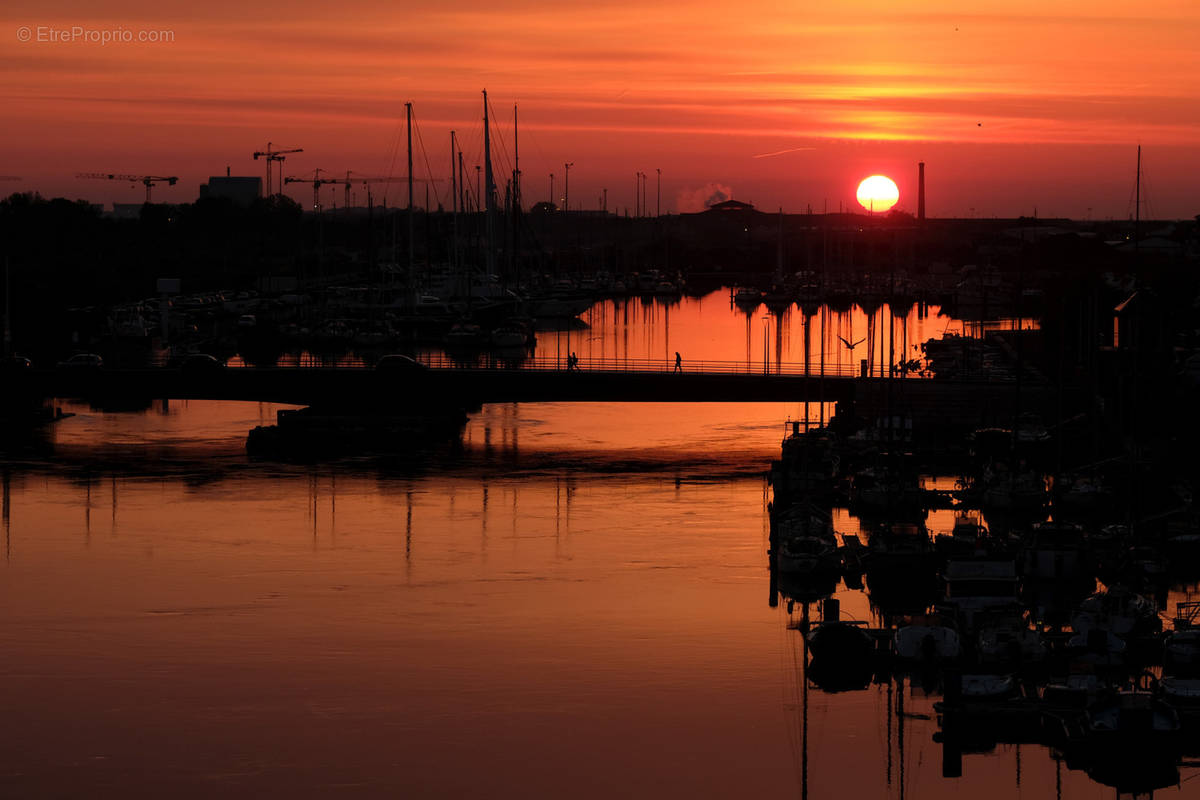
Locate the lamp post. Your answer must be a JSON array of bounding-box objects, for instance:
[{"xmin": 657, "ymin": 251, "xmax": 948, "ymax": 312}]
[{"xmin": 564, "ymin": 162, "xmax": 573, "ymax": 212}]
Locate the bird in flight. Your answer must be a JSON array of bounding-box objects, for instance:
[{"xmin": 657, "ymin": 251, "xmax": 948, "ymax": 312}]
[{"xmin": 838, "ymin": 335, "xmax": 866, "ymax": 351}]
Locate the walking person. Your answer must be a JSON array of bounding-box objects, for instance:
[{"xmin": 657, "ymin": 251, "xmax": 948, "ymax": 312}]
[{"xmin": 674, "ymin": 351, "xmax": 682, "ymax": 373}]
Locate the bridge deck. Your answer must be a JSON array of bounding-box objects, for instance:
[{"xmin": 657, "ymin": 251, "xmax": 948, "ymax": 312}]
[{"xmin": 9, "ymin": 365, "xmax": 1047, "ymax": 417}]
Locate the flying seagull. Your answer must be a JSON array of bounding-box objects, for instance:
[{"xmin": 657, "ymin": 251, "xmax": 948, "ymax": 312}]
[{"xmin": 838, "ymin": 335, "xmax": 866, "ymax": 351}]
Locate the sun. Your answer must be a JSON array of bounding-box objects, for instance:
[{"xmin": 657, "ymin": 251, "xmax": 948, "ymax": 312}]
[{"xmin": 856, "ymin": 175, "xmax": 899, "ymax": 213}]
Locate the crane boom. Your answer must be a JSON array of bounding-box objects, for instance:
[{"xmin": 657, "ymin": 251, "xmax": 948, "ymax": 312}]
[
  {"xmin": 284, "ymin": 169, "xmax": 350, "ymax": 211},
  {"xmin": 252, "ymin": 142, "xmax": 304, "ymax": 196},
  {"xmin": 77, "ymin": 173, "xmax": 178, "ymax": 202}
]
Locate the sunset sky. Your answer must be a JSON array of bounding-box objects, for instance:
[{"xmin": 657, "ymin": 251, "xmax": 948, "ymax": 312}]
[{"xmin": 5, "ymin": 0, "xmax": 1199, "ymax": 217}]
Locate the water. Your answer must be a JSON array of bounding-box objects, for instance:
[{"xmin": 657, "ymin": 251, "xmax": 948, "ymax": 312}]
[
  {"xmin": 1, "ymin": 297, "xmax": 1192, "ymax": 797},
  {"xmin": 228, "ymin": 290, "xmax": 1035, "ymax": 375}
]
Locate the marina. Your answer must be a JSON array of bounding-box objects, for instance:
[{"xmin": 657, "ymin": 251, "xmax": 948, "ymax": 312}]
[
  {"xmin": 6, "ymin": 8, "xmax": 1200, "ymax": 791},
  {"xmin": 3, "ymin": 267, "xmax": 1200, "ymax": 796}
]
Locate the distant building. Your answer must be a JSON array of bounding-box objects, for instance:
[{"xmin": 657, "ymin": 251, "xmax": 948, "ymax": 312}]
[
  {"xmin": 199, "ymin": 173, "xmax": 262, "ymax": 206},
  {"xmin": 706, "ymin": 199, "xmax": 756, "ymax": 213}
]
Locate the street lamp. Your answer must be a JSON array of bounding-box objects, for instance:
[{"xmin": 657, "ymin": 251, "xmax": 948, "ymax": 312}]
[{"xmin": 564, "ymin": 162, "xmax": 573, "ymax": 212}]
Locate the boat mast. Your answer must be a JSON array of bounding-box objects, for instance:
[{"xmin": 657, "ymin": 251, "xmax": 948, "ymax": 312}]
[
  {"xmin": 406, "ymin": 102, "xmax": 414, "ymax": 277},
  {"xmin": 512, "ymin": 103, "xmax": 521, "ymax": 289},
  {"xmin": 1134, "ymin": 144, "xmax": 1141, "ymax": 269},
  {"xmin": 451, "ymin": 130, "xmax": 459, "ymax": 274},
  {"xmin": 483, "ymin": 90, "xmax": 497, "ymax": 278},
  {"xmin": 513, "ymin": 103, "xmax": 520, "ymax": 211}
]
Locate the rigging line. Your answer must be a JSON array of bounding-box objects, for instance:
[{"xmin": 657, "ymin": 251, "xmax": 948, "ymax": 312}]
[
  {"xmin": 1141, "ymin": 160, "xmax": 1157, "ymax": 220},
  {"xmin": 412, "ymin": 115, "xmax": 445, "ymax": 209},
  {"xmin": 380, "ymin": 107, "xmax": 407, "ymax": 207},
  {"xmin": 460, "ymin": 118, "xmax": 485, "ymax": 196},
  {"xmin": 486, "ymin": 96, "xmax": 516, "ymax": 181}
]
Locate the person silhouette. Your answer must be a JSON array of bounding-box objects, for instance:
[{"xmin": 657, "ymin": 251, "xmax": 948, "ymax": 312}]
[{"xmin": 674, "ymin": 351, "xmax": 682, "ymax": 373}]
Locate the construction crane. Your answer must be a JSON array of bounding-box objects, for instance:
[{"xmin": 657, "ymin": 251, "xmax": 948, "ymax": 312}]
[
  {"xmin": 283, "ymin": 169, "xmax": 350, "ymax": 212},
  {"xmin": 76, "ymin": 173, "xmax": 179, "ymax": 202},
  {"xmin": 252, "ymin": 142, "xmax": 303, "ymax": 197}
]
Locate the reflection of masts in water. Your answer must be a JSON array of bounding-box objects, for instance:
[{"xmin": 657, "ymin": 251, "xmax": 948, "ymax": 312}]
[
  {"xmin": 405, "ymin": 488, "xmax": 413, "ymax": 572},
  {"xmin": 481, "ymin": 483, "xmax": 489, "ymax": 560},
  {"xmin": 775, "ymin": 312, "xmax": 784, "ymax": 375},
  {"xmin": 886, "ymin": 676, "xmax": 893, "ymax": 787},
  {"xmin": 3, "ymin": 470, "xmax": 10, "ymax": 561},
  {"xmin": 801, "ymin": 601, "xmax": 809, "ymax": 800},
  {"xmin": 802, "ymin": 308, "xmax": 812, "ymax": 424},
  {"xmin": 897, "ymin": 674, "xmax": 905, "ymax": 800},
  {"xmin": 309, "ymin": 472, "xmax": 318, "ymax": 542},
  {"xmin": 785, "ymin": 601, "xmax": 812, "ymax": 799}
]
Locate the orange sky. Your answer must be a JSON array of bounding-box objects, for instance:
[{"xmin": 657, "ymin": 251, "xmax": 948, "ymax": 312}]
[{"xmin": 4, "ymin": 0, "xmax": 1199, "ymax": 217}]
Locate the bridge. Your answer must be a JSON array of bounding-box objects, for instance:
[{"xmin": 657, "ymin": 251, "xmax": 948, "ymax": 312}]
[
  {"xmin": 12, "ymin": 358, "xmax": 869, "ymax": 408},
  {"xmin": 7, "ymin": 355, "xmax": 1049, "ymax": 430}
]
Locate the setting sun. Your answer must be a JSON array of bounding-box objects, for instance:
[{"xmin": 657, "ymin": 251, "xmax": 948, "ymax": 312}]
[{"xmin": 856, "ymin": 175, "xmax": 899, "ymax": 213}]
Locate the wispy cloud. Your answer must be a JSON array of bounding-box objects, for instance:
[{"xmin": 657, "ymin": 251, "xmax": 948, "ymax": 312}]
[{"xmin": 752, "ymin": 146, "xmax": 817, "ymax": 159}]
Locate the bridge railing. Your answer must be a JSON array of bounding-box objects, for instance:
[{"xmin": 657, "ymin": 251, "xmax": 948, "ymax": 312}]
[
  {"xmin": 175, "ymin": 351, "xmax": 933, "ymax": 378},
  {"xmin": 413, "ymin": 352, "xmax": 905, "ymax": 377}
]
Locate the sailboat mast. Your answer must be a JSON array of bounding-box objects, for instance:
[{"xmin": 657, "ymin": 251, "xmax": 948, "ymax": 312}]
[
  {"xmin": 458, "ymin": 150, "xmax": 466, "ymax": 218},
  {"xmin": 483, "ymin": 89, "xmax": 497, "ymax": 276},
  {"xmin": 451, "ymin": 131, "xmax": 459, "ymax": 273},
  {"xmin": 513, "ymin": 103, "xmax": 520, "ymax": 211},
  {"xmin": 1134, "ymin": 144, "xmax": 1141, "ymax": 264},
  {"xmin": 512, "ymin": 103, "xmax": 521, "ymax": 289},
  {"xmin": 406, "ymin": 102, "xmax": 414, "ymax": 276},
  {"xmin": 450, "ymin": 131, "xmax": 457, "ymax": 215}
]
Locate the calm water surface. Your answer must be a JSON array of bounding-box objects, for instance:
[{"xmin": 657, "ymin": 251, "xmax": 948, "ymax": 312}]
[{"xmin": 0, "ymin": 297, "xmax": 1191, "ymax": 798}]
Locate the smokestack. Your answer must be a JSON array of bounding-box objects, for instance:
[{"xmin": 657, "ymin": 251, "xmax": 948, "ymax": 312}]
[
  {"xmin": 226, "ymin": 165, "xmax": 231, "ymax": 178},
  {"xmin": 918, "ymin": 162, "xmax": 925, "ymax": 221}
]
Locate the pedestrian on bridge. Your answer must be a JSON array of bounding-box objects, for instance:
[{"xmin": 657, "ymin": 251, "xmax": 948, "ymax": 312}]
[{"xmin": 674, "ymin": 352, "xmax": 682, "ymax": 373}]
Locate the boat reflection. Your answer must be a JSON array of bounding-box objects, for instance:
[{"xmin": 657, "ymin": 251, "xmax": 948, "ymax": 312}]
[{"xmin": 770, "ymin": 445, "xmax": 1200, "ymax": 795}]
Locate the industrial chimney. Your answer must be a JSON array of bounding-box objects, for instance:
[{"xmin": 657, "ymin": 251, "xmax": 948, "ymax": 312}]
[{"xmin": 918, "ymin": 162, "xmax": 926, "ymax": 221}]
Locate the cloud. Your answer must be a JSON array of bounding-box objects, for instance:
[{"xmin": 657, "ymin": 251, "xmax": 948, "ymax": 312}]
[
  {"xmin": 676, "ymin": 182, "xmax": 733, "ymax": 212},
  {"xmin": 752, "ymin": 146, "xmax": 817, "ymax": 159}
]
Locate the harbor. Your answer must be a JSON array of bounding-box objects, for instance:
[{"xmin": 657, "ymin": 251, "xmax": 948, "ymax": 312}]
[{"xmin": 7, "ymin": 4, "xmax": 1200, "ymax": 791}]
